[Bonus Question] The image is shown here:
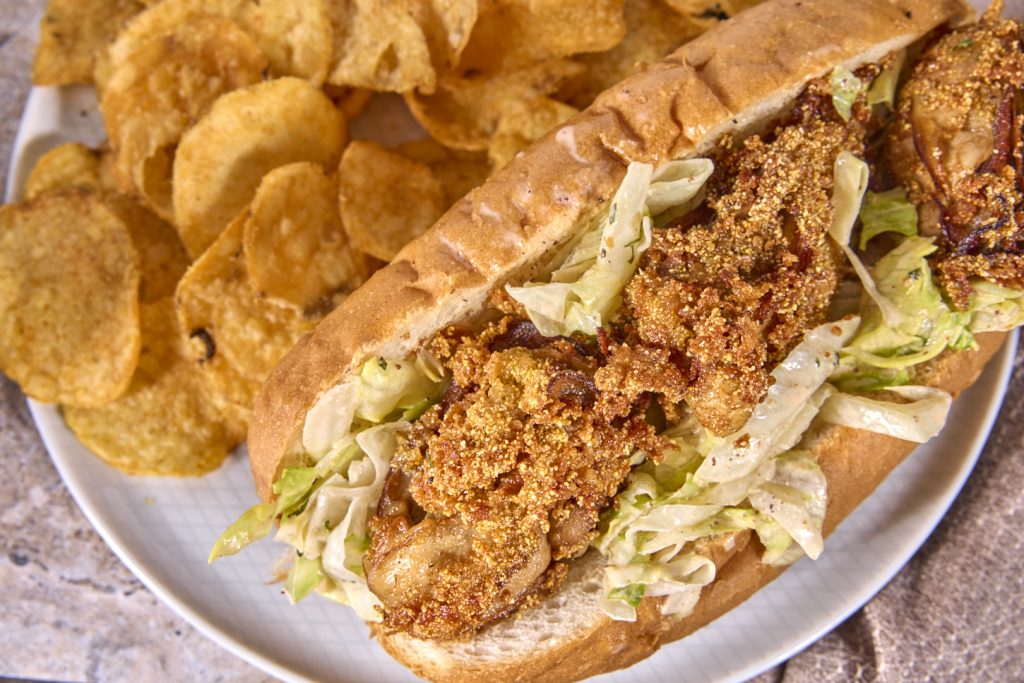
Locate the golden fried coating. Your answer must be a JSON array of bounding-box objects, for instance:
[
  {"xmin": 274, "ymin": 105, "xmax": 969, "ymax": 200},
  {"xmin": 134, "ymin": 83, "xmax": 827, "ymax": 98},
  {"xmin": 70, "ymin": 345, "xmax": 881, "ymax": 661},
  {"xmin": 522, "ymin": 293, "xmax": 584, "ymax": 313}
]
[
  {"xmin": 366, "ymin": 319, "xmax": 664, "ymax": 640},
  {"xmin": 625, "ymin": 86, "xmax": 864, "ymax": 435},
  {"xmin": 887, "ymin": 6, "xmax": 1024, "ymax": 307}
]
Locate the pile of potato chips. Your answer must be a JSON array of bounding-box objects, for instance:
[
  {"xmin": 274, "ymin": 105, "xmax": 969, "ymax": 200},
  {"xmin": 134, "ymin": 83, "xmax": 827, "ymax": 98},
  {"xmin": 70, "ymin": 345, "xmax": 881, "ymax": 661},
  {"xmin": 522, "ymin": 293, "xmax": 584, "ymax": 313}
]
[{"xmin": 3, "ymin": 0, "xmax": 761, "ymax": 476}]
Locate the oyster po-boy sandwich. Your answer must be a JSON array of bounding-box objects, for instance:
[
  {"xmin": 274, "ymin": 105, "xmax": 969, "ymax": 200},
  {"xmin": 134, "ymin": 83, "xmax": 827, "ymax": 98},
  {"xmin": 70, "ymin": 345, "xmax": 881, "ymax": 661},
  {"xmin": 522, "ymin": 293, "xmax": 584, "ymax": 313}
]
[{"xmin": 212, "ymin": 0, "xmax": 1024, "ymax": 679}]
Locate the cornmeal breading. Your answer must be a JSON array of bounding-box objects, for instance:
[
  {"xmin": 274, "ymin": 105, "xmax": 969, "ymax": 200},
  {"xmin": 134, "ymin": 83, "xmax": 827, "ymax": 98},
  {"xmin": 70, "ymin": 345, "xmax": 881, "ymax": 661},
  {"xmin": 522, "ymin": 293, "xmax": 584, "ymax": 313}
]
[
  {"xmin": 625, "ymin": 86, "xmax": 867, "ymax": 434},
  {"xmin": 888, "ymin": 7, "xmax": 1024, "ymax": 307},
  {"xmin": 367, "ymin": 319, "xmax": 664, "ymax": 640}
]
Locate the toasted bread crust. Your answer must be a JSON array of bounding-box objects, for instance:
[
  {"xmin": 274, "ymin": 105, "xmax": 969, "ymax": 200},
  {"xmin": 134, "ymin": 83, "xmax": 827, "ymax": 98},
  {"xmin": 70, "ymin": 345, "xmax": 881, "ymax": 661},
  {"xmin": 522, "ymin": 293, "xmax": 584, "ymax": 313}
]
[{"xmin": 249, "ymin": 0, "xmax": 971, "ymax": 500}]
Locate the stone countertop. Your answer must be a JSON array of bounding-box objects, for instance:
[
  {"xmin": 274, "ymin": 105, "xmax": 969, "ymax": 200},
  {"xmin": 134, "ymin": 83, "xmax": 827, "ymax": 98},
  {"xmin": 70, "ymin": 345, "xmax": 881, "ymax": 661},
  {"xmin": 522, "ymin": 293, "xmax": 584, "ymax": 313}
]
[{"xmin": 2, "ymin": 2, "xmax": 1024, "ymax": 682}]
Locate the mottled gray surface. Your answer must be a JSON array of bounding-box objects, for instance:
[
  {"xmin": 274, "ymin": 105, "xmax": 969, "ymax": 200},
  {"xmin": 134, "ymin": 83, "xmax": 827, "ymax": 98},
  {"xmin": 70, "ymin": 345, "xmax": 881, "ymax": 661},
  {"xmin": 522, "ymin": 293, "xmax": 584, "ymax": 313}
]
[{"xmin": 1, "ymin": 1, "xmax": 1023, "ymax": 682}]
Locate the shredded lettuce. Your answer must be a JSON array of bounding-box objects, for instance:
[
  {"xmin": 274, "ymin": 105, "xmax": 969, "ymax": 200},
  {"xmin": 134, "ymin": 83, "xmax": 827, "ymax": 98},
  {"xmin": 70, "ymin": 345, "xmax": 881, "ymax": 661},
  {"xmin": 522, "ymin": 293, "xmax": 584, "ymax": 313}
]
[
  {"xmin": 507, "ymin": 162, "xmax": 652, "ymax": 335},
  {"xmin": 550, "ymin": 228, "xmax": 602, "ymax": 284},
  {"xmin": 830, "ymin": 359, "xmax": 910, "ymax": 392},
  {"xmin": 212, "ymin": 350, "xmax": 445, "ymax": 619},
  {"xmin": 302, "ymin": 378, "xmax": 359, "ymax": 459},
  {"xmin": 508, "ymin": 159, "xmax": 713, "ymax": 336},
  {"xmin": 830, "ymin": 152, "xmax": 905, "ymax": 327},
  {"xmin": 284, "ymin": 555, "xmax": 324, "ymax": 604},
  {"xmin": 273, "ymin": 468, "xmax": 319, "ymax": 517},
  {"xmin": 968, "ymin": 280, "xmax": 1024, "ymax": 332},
  {"xmin": 695, "ymin": 317, "xmax": 859, "ymax": 483},
  {"xmin": 858, "ymin": 188, "xmax": 918, "ymax": 250},
  {"xmin": 819, "ymin": 385, "xmax": 952, "ymax": 443},
  {"xmin": 830, "ymin": 65, "xmax": 863, "ymax": 121},
  {"xmin": 866, "ymin": 51, "xmax": 905, "ymax": 109},
  {"xmin": 596, "ymin": 319, "xmax": 860, "ymax": 620},
  {"xmin": 844, "ymin": 236, "xmax": 973, "ymax": 369},
  {"xmin": 748, "ymin": 451, "xmax": 827, "ymax": 561},
  {"xmin": 208, "ymin": 503, "xmax": 275, "ymax": 562},
  {"xmin": 302, "ymin": 353, "xmax": 446, "ymax": 457},
  {"xmin": 601, "ymin": 553, "xmax": 715, "ymax": 622},
  {"xmin": 275, "ymin": 421, "xmax": 409, "ymax": 621},
  {"xmin": 208, "ymin": 466, "xmax": 320, "ymax": 562},
  {"xmin": 646, "ymin": 158, "xmax": 715, "ymax": 224},
  {"xmin": 357, "ymin": 355, "xmax": 444, "ymax": 422}
]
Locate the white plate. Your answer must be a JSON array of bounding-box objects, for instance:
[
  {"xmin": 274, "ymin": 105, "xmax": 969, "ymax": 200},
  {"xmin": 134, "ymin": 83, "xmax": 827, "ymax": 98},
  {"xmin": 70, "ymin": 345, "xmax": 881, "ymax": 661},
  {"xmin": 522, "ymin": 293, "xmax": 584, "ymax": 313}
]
[{"xmin": 8, "ymin": 83, "xmax": 1018, "ymax": 683}]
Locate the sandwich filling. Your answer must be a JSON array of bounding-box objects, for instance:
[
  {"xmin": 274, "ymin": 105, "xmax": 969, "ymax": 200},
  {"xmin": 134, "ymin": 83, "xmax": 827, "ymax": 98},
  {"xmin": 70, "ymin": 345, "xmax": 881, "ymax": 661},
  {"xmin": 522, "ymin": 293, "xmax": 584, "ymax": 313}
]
[{"xmin": 212, "ymin": 9, "xmax": 1024, "ymax": 642}]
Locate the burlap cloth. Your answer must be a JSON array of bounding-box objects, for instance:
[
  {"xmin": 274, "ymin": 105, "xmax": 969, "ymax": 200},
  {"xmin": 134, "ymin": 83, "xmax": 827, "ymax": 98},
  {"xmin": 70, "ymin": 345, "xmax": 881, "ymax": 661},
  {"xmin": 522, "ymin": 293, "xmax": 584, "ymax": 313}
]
[{"xmin": 1, "ymin": 1, "xmax": 1022, "ymax": 681}]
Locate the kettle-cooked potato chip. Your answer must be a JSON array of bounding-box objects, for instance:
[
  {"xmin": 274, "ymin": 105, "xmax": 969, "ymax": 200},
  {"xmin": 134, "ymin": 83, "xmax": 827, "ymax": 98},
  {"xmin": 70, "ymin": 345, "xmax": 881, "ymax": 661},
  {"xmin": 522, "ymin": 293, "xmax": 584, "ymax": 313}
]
[
  {"xmin": 0, "ymin": 191, "xmax": 140, "ymax": 407},
  {"xmin": 662, "ymin": 0, "xmax": 763, "ymax": 28},
  {"xmin": 64, "ymin": 298, "xmax": 242, "ymax": 476},
  {"xmin": 172, "ymin": 77, "xmax": 347, "ymax": 258},
  {"xmin": 101, "ymin": 15, "xmax": 267, "ymax": 221},
  {"xmin": 237, "ymin": 0, "xmax": 332, "ymax": 84},
  {"xmin": 338, "ymin": 141, "xmax": 446, "ymax": 262},
  {"xmin": 458, "ymin": 0, "xmax": 626, "ymax": 72},
  {"xmin": 417, "ymin": 0, "xmax": 479, "ymax": 72},
  {"xmin": 397, "ymin": 139, "xmax": 491, "ymax": 206},
  {"xmin": 100, "ymin": 0, "xmax": 247, "ymax": 89},
  {"xmin": 24, "ymin": 143, "xmax": 104, "ymax": 201},
  {"xmin": 323, "ymin": 85, "xmax": 374, "ymax": 119},
  {"xmin": 103, "ymin": 0, "xmax": 331, "ymax": 85},
  {"xmin": 22, "ymin": 144, "xmax": 189, "ymax": 304},
  {"xmin": 244, "ymin": 163, "xmax": 370, "ymax": 309},
  {"xmin": 569, "ymin": 0, "xmax": 701, "ymax": 107},
  {"xmin": 104, "ymin": 195, "xmax": 190, "ymax": 303},
  {"xmin": 326, "ymin": 0, "xmax": 436, "ymax": 93},
  {"xmin": 405, "ymin": 60, "xmax": 584, "ymax": 151},
  {"xmin": 32, "ymin": 0, "xmax": 147, "ymax": 86},
  {"xmin": 487, "ymin": 97, "xmax": 578, "ymax": 170},
  {"xmin": 175, "ymin": 213, "xmax": 317, "ymax": 426}
]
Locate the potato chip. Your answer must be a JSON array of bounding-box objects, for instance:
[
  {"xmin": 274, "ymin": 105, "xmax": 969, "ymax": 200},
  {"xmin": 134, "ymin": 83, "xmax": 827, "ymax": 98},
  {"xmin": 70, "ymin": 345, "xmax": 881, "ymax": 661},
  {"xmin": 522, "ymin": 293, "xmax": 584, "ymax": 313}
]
[
  {"xmin": 397, "ymin": 139, "xmax": 491, "ymax": 206},
  {"xmin": 99, "ymin": 0, "xmax": 245, "ymax": 87},
  {"xmin": 104, "ymin": 195, "xmax": 190, "ymax": 303},
  {"xmin": 487, "ymin": 98, "xmax": 578, "ymax": 170},
  {"xmin": 569, "ymin": 0, "xmax": 702, "ymax": 107},
  {"xmin": 21, "ymin": 144, "xmax": 188, "ymax": 304},
  {"xmin": 0, "ymin": 191, "xmax": 140, "ymax": 407},
  {"xmin": 97, "ymin": 146, "xmax": 120, "ymax": 193},
  {"xmin": 32, "ymin": 0, "xmax": 147, "ymax": 86},
  {"xmin": 417, "ymin": 0, "xmax": 479, "ymax": 72},
  {"xmin": 24, "ymin": 144, "xmax": 104, "ymax": 201},
  {"xmin": 243, "ymin": 163, "xmax": 369, "ymax": 309},
  {"xmin": 64, "ymin": 298, "xmax": 241, "ymax": 476},
  {"xmin": 323, "ymin": 85, "xmax": 374, "ymax": 119},
  {"xmin": 176, "ymin": 213, "xmax": 316, "ymax": 426},
  {"xmin": 326, "ymin": 0, "xmax": 436, "ymax": 93},
  {"xmin": 338, "ymin": 141, "xmax": 446, "ymax": 262},
  {"xmin": 172, "ymin": 77, "xmax": 347, "ymax": 258},
  {"xmin": 101, "ymin": 15, "xmax": 267, "ymax": 221},
  {"xmin": 662, "ymin": 0, "xmax": 764, "ymax": 28},
  {"xmin": 103, "ymin": 0, "xmax": 331, "ymax": 85},
  {"xmin": 405, "ymin": 60, "xmax": 584, "ymax": 151},
  {"xmin": 237, "ymin": 0, "xmax": 332, "ymax": 84},
  {"xmin": 458, "ymin": 0, "xmax": 626, "ymax": 72}
]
